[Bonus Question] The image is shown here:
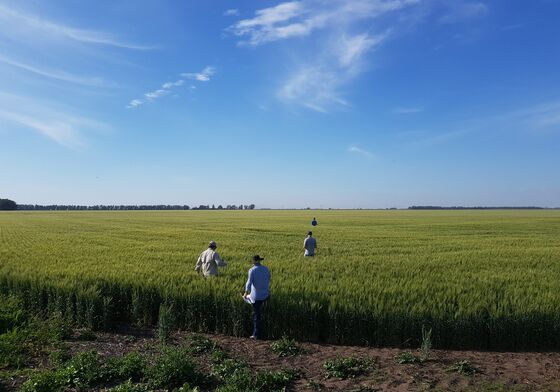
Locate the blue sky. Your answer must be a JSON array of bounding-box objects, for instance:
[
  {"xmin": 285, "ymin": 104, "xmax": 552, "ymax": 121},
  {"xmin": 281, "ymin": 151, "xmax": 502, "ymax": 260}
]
[{"xmin": 1, "ymin": 0, "xmax": 559, "ymax": 208}]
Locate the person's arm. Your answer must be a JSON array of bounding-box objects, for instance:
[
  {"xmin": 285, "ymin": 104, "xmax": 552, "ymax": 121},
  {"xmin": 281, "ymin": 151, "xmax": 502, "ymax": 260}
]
[
  {"xmin": 243, "ymin": 269, "xmax": 253, "ymax": 297},
  {"xmin": 303, "ymin": 238, "xmax": 308, "ymax": 250},
  {"xmin": 195, "ymin": 253, "xmax": 202, "ymax": 273},
  {"xmin": 214, "ymin": 252, "xmax": 227, "ymax": 267}
]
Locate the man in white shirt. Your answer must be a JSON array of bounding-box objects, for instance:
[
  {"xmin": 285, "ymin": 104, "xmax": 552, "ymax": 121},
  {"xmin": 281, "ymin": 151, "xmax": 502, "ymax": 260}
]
[
  {"xmin": 303, "ymin": 231, "xmax": 317, "ymax": 257},
  {"xmin": 195, "ymin": 241, "xmax": 227, "ymax": 277}
]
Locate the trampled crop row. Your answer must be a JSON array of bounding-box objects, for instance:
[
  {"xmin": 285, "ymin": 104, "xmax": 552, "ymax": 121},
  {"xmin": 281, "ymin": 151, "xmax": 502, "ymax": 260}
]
[{"xmin": 1, "ymin": 210, "xmax": 560, "ymax": 349}]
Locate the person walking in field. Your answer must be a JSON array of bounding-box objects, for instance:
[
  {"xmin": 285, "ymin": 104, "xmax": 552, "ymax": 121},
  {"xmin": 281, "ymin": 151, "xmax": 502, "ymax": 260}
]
[
  {"xmin": 311, "ymin": 217, "xmax": 318, "ymax": 227},
  {"xmin": 304, "ymin": 231, "xmax": 317, "ymax": 257},
  {"xmin": 242, "ymin": 255, "xmax": 270, "ymax": 340},
  {"xmin": 195, "ymin": 240, "xmax": 227, "ymax": 277}
]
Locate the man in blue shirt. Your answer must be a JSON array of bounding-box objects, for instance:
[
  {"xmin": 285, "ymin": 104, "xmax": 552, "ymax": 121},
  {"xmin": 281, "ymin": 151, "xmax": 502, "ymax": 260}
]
[
  {"xmin": 242, "ymin": 255, "xmax": 270, "ymax": 339},
  {"xmin": 311, "ymin": 217, "xmax": 318, "ymax": 227}
]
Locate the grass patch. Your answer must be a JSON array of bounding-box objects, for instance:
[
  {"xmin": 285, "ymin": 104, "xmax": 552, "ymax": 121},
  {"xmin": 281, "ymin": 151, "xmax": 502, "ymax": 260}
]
[
  {"xmin": 394, "ymin": 351, "xmax": 420, "ymax": 364},
  {"xmin": 447, "ymin": 360, "xmax": 478, "ymax": 376}
]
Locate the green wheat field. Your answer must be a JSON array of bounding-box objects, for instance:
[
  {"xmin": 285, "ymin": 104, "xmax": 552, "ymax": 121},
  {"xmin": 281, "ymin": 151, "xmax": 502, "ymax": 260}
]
[{"xmin": 1, "ymin": 210, "xmax": 560, "ymax": 349}]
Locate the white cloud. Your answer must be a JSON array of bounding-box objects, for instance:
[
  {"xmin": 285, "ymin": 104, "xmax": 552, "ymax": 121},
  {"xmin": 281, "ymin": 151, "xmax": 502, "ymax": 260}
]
[
  {"xmin": 0, "ymin": 54, "xmax": 111, "ymax": 87},
  {"xmin": 0, "ymin": 4, "xmax": 152, "ymax": 49},
  {"xmin": 128, "ymin": 67, "xmax": 214, "ymax": 109},
  {"xmin": 348, "ymin": 145, "xmax": 375, "ymax": 159},
  {"xmin": 0, "ymin": 93, "xmax": 106, "ymax": 148},
  {"xmin": 393, "ymin": 107, "xmax": 424, "ymax": 114},
  {"xmin": 224, "ymin": 9, "xmax": 240, "ymax": 17},
  {"xmin": 181, "ymin": 66, "xmax": 215, "ymax": 82},
  {"xmin": 229, "ymin": 1, "xmax": 417, "ymax": 112},
  {"xmin": 439, "ymin": 2, "xmax": 488, "ymax": 24}
]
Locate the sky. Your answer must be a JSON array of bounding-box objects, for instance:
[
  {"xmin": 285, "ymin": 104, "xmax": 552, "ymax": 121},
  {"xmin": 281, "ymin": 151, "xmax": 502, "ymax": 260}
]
[{"xmin": 0, "ymin": 0, "xmax": 559, "ymax": 208}]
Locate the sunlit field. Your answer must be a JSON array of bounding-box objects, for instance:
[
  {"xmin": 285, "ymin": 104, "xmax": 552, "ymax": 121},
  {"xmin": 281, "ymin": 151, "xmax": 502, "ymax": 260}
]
[{"xmin": 1, "ymin": 210, "xmax": 560, "ymax": 349}]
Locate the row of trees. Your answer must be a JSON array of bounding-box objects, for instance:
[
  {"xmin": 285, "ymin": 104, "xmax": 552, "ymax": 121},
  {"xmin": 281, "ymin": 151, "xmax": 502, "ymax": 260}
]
[
  {"xmin": 2, "ymin": 199, "xmax": 256, "ymax": 211},
  {"xmin": 409, "ymin": 206, "xmax": 544, "ymax": 210}
]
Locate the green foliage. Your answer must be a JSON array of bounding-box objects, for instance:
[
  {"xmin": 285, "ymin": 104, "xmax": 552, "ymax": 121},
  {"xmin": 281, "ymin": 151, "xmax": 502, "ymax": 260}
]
[
  {"xmin": 0, "ymin": 328, "xmax": 27, "ymax": 369},
  {"xmin": 75, "ymin": 329, "xmax": 97, "ymax": 341},
  {"xmin": 48, "ymin": 347, "xmax": 71, "ymax": 367},
  {"xmin": 270, "ymin": 336, "xmax": 304, "ymax": 357},
  {"xmin": 108, "ymin": 379, "xmax": 149, "ymax": 392},
  {"xmin": 2, "ymin": 210, "xmax": 560, "ymax": 349},
  {"xmin": 324, "ymin": 356, "xmax": 375, "ymax": 379},
  {"xmin": 447, "ymin": 360, "xmax": 478, "ymax": 376},
  {"xmin": 145, "ymin": 346, "xmax": 204, "ymax": 390},
  {"xmin": 61, "ymin": 350, "xmax": 105, "ymax": 389},
  {"xmin": 212, "ymin": 358, "xmax": 249, "ymax": 381},
  {"xmin": 188, "ymin": 334, "xmax": 216, "ymax": 356},
  {"xmin": 215, "ymin": 368, "xmax": 299, "ymax": 392},
  {"xmin": 394, "ymin": 351, "xmax": 420, "ymax": 364},
  {"xmin": 0, "ymin": 296, "xmax": 25, "ymax": 333},
  {"xmin": 19, "ymin": 370, "xmax": 64, "ymax": 392},
  {"xmin": 306, "ymin": 379, "xmax": 325, "ymax": 391},
  {"xmin": 105, "ymin": 352, "xmax": 146, "ymax": 382}
]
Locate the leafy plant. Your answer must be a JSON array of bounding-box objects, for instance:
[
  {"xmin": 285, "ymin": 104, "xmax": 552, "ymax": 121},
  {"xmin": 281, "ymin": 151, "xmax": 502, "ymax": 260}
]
[
  {"xmin": 270, "ymin": 336, "xmax": 304, "ymax": 357},
  {"xmin": 145, "ymin": 346, "xmax": 204, "ymax": 390},
  {"xmin": 448, "ymin": 360, "xmax": 478, "ymax": 376},
  {"xmin": 394, "ymin": 351, "xmax": 420, "ymax": 364},
  {"xmin": 108, "ymin": 379, "xmax": 149, "ymax": 392},
  {"xmin": 324, "ymin": 357, "xmax": 375, "ymax": 379},
  {"xmin": 188, "ymin": 334, "xmax": 216, "ymax": 356},
  {"xmin": 105, "ymin": 352, "xmax": 146, "ymax": 382},
  {"xmin": 420, "ymin": 326, "xmax": 432, "ymax": 362}
]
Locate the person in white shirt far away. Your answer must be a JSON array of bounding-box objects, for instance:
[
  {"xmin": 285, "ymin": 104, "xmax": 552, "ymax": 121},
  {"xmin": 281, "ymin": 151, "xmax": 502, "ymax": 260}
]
[
  {"xmin": 195, "ymin": 240, "xmax": 227, "ymax": 277},
  {"xmin": 303, "ymin": 231, "xmax": 317, "ymax": 257}
]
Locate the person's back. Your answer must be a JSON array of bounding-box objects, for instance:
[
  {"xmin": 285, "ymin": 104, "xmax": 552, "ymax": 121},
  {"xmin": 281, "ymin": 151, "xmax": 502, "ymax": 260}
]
[
  {"xmin": 311, "ymin": 217, "xmax": 317, "ymax": 226},
  {"xmin": 195, "ymin": 241, "xmax": 226, "ymax": 277},
  {"xmin": 246, "ymin": 263, "xmax": 270, "ymax": 301},
  {"xmin": 303, "ymin": 232, "xmax": 317, "ymax": 257}
]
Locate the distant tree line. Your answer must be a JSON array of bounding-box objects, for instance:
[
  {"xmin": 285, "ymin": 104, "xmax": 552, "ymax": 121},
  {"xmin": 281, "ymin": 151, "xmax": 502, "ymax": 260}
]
[
  {"xmin": 6, "ymin": 200, "xmax": 256, "ymax": 211},
  {"xmin": 408, "ymin": 206, "xmax": 544, "ymax": 210}
]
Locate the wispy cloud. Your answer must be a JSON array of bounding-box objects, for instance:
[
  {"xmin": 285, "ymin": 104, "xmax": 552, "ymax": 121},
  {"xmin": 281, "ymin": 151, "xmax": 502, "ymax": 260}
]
[
  {"xmin": 438, "ymin": 1, "xmax": 488, "ymax": 24},
  {"xmin": 348, "ymin": 145, "xmax": 375, "ymax": 159},
  {"xmin": 224, "ymin": 9, "xmax": 240, "ymax": 17},
  {"xmin": 181, "ymin": 66, "xmax": 215, "ymax": 82},
  {"xmin": 0, "ymin": 93, "xmax": 106, "ymax": 148},
  {"xmin": 229, "ymin": 0, "xmax": 418, "ymax": 112},
  {"xmin": 393, "ymin": 107, "xmax": 424, "ymax": 114},
  {"xmin": 0, "ymin": 4, "xmax": 152, "ymax": 49},
  {"xmin": 127, "ymin": 67, "xmax": 215, "ymax": 109},
  {"xmin": 0, "ymin": 55, "xmax": 112, "ymax": 87}
]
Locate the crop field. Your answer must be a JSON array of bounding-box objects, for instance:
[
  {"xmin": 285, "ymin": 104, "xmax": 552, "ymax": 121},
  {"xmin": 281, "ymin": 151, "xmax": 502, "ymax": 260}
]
[{"xmin": 1, "ymin": 210, "xmax": 560, "ymax": 350}]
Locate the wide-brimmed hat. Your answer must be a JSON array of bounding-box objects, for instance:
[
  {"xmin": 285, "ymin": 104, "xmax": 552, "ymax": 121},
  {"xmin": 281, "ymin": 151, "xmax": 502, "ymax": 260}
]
[{"xmin": 251, "ymin": 255, "xmax": 264, "ymax": 262}]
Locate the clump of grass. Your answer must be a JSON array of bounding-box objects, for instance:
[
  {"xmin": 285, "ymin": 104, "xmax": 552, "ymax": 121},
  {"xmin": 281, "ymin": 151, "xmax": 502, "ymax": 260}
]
[
  {"xmin": 324, "ymin": 356, "xmax": 375, "ymax": 379},
  {"xmin": 157, "ymin": 303, "xmax": 174, "ymax": 345},
  {"xmin": 420, "ymin": 326, "xmax": 432, "ymax": 362},
  {"xmin": 270, "ymin": 336, "xmax": 304, "ymax": 357},
  {"xmin": 448, "ymin": 360, "xmax": 478, "ymax": 376}
]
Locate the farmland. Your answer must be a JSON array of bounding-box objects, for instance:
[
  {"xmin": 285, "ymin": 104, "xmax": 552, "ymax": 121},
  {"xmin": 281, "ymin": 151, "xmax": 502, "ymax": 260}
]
[{"xmin": 1, "ymin": 210, "xmax": 560, "ymax": 350}]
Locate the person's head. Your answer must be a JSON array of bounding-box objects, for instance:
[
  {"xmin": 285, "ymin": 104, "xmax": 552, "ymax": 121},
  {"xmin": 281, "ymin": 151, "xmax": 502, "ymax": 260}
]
[
  {"xmin": 208, "ymin": 240, "xmax": 217, "ymax": 249},
  {"xmin": 308, "ymin": 231, "xmax": 313, "ymax": 236},
  {"xmin": 251, "ymin": 255, "xmax": 264, "ymax": 264},
  {"xmin": 313, "ymin": 217, "xmax": 316, "ymax": 220}
]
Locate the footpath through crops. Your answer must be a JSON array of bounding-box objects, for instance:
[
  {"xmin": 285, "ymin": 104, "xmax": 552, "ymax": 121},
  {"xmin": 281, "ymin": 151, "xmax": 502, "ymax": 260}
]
[{"xmin": 1, "ymin": 210, "xmax": 559, "ymax": 349}]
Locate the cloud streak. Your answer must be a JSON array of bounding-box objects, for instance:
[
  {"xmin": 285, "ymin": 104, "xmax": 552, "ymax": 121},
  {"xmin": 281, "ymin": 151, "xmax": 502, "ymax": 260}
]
[
  {"xmin": 0, "ymin": 55, "xmax": 112, "ymax": 87},
  {"xmin": 348, "ymin": 145, "xmax": 375, "ymax": 159},
  {"xmin": 0, "ymin": 4, "xmax": 152, "ymax": 49},
  {"xmin": 127, "ymin": 67, "xmax": 215, "ymax": 109}
]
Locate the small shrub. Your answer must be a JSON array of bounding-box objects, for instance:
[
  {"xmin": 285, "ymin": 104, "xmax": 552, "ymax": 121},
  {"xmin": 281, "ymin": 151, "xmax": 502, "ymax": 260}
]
[
  {"xmin": 188, "ymin": 334, "xmax": 215, "ymax": 356},
  {"xmin": 19, "ymin": 370, "xmax": 64, "ymax": 392},
  {"xmin": 324, "ymin": 356, "xmax": 375, "ymax": 379},
  {"xmin": 105, "ymin": 352, "xmax": 146, "ymax": 382},
  {"xmin": 394, "ymin": 351, "xmax": 420, "ymax": 364},
  {"xmin": 447, "ymin": 360, "xmax": 478, "ymax": 376},
  {"xmin": 0, "ymin": 328, "xmax": 28, "ymax": 369},
  {"xmin": 61, "ymin": 350, "xmax": 104, "ymax": 389},
  {"xmin": 270, "ymin": 336, "xmax": 304, "ymax": 357},
  {"xmin": 212, "ymin": 358, "xmax": 249, "ymax": 380},
  {"xmin": 145, "ymin": 346, "xmax": 204, "ymax": 390}
]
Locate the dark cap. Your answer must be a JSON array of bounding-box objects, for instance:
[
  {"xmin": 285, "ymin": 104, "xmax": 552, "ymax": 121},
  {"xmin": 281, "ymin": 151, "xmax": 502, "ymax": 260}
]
[
  {"xmin": 251, "ymin": 255, "xmax": 264, "ymax": 262},
  {"xmin": 308, "ymin": 231, "xmax": 313, "ymax": 236}
]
